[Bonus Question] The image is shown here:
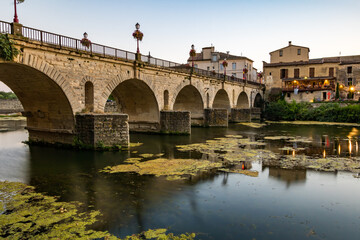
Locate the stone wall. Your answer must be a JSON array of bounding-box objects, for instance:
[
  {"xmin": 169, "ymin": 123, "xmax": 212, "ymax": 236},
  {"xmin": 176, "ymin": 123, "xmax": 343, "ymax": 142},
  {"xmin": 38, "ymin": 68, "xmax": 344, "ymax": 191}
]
[
  {"xmin": 160, "ymin": 111, "xmax": 191, "ymax": 134},
  {"xmin": 104, "ymin": 101, "xmax": 118, "ymax": 112},
  {"xmin": 204, "ymin": 108, "xmax": 228, "ymax": 127},
  {"xmin": 230, "ymin": 108, "xmax": 251, "ymax": 122},
  {"xmin": 76, "ymin": 113, "xmax": 129, "ymax": 148},
  {"xmin": 0, "ymin": 99, "xmax": 24, "ymax": 114}
]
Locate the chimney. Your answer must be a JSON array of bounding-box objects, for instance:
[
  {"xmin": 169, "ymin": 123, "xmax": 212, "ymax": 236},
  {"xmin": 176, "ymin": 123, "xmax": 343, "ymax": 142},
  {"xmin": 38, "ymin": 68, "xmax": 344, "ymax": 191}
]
[
  {"xmin": 226, "ymin": 51, "xmax": 230, "ymax": 58},
  {"xmin": 289, "ymin": 41, "xmax": 292, "ymax": 46}
]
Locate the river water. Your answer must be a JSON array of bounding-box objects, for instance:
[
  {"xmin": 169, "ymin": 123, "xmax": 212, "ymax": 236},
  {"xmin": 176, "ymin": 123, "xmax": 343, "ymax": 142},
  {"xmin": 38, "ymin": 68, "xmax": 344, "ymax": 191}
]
[{"xmin": 1, "ymin": 121, "xmax": 360, "ymax": 239}]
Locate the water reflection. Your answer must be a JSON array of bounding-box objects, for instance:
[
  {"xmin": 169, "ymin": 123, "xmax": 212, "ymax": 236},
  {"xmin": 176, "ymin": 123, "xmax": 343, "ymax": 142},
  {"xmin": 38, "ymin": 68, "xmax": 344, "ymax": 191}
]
[
  {"xmin": 1, "ymin": 122, "xmax": 360, "ymax": 239},
  {"xmin": 267, "ymin": 167, "xmax": 306, "ymax": 187}
]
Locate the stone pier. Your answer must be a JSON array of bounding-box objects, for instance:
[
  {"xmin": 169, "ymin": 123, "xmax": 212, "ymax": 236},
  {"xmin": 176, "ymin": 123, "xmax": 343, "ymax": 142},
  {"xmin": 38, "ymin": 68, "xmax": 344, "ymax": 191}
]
[
  {"xmin": 204, "ymin": 108, "xmax": 228, "ymax": 127},
  {"xmin": 75, "ymin": 113, "xmax": 129, "ymax": 148},
  {"xmin": 160, "ymin": 111, "xmax": 191, "ymax": 134},
  {"xmin": 230, "ymin": 108, "xmax": 251, "ymax": 122}
]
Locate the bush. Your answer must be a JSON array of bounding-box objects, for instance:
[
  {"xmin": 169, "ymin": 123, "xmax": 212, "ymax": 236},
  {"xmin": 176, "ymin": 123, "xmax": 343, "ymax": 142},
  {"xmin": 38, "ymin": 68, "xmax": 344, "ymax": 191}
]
[
  {"xmin": 264, "ymin": 100, "xmax": 360, "ymax": 123},
  {"xmin": 0, "ymin": 91, "xmax": 17, "ymax": 99}
]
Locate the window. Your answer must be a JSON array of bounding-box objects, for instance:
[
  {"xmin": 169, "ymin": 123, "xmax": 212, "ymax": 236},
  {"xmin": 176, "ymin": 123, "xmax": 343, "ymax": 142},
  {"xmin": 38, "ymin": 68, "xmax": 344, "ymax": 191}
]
[
  {"xmin": 329, "ymin": 67, "xmax": 334, "ymax": 77},
  {"xmin": 232, "ymin": 63, "xmax": 236, "ymax": 70},
  {"xmin": 232, "ymin": 73, "xmax": 236, "ymax": 77},
  {"xmin": 348, "ymin": 78, "xmax": 353, "ymax": 86},
  {"xmin": 287, "ymin": 93, "xmax": 290, "ymax": 98},
  {"xmin": 211, "ymin": 55, "xmax": 217, "ymax": 62},
  {"xmin": 207, "ymin": 66, "xmax": 210, "ymax": 71},
  {"xmin": 297, "ymin": 49, "xmax": 301, "ymax": 55},
  {"xmin": 220, "ymin": 64, "xmax": 224, "ymax": 71},
  {"xmin": 279, "ymin": 50, "xmax": 283, "ymax": 57},
  {"xmin": 212, "ymin": 66, "xmax": 215, "ymax": 70},
  {"xmin": 280, "ymin": 69, "xmax": 288, "ymax": 79},
  {"xmin": 309, "ymin": 68, "xmax": 315, "ymax": 77},
  {"xmin": 347, "ymin": 66, "xmax": 353, "ymax": 74},
  {"xmin": 294, "ymin": 68, "xmax": 300, "ymax": 78},
  {"xmin": 269, "ymin": 72, "xmax": 272, "ymax": 76},
  {"xmin": 194, "ymin": 64, "xmax": 198, "ymax": 68}
]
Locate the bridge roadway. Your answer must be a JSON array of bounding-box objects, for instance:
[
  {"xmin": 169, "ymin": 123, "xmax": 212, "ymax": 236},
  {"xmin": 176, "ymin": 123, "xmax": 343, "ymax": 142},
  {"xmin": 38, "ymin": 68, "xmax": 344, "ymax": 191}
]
[{"xmin": 0, "ymin": 21, "xmax": 264, "ymax": 148}]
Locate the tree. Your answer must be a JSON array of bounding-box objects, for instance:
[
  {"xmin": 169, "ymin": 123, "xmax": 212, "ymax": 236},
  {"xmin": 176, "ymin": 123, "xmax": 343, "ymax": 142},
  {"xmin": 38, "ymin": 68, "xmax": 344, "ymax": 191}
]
[{"xmin": 335, "ymin": 82, "xmax": 340, "ymax": 100}]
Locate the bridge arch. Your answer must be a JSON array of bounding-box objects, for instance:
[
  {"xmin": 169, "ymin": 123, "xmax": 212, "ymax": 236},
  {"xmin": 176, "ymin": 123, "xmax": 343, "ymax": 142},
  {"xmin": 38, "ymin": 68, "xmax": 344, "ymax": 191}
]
[
  {"xmin": 254, "ymin": 93, "xmax": 263, "ymax": 108},
  {"xmin": 173, "ymin": 85, "xmax": 204, "ymax": 119},
  {"xmin": 0, "ymin": 62, "xmax": 77, "ymax": 143},
  {"xmin": 212, "ymin": 89, "xmax": 231, "ymax": 111},
  {"xmin": 105, "ymin": 78, "xmax": 160, "ymax": 131},
  {"xmin": 236, "ymin": 92, "xmax": 250, "ymax": 108}
]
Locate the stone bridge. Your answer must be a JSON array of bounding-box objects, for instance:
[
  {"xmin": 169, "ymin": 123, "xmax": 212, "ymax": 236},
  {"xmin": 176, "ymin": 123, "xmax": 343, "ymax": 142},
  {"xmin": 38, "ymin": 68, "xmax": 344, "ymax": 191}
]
[{"xmin": 0, "ymin": 21, "xmax": 264, "ymax": 148}]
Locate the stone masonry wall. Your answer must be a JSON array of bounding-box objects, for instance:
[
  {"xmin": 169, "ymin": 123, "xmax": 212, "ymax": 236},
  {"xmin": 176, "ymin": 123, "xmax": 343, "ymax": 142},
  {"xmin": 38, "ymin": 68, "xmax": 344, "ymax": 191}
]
[
  {"xmin": 230, "ymin": 108, "xmax": 251, "ymax": 122},
  {"xmin": 0, "ymin": 99, "xmax": 24, "ymax": 114},
  {"xmin": 204, "ymin": 108, "xmax": 228, "ymax": 127},
  {"xmin": 160, "ymin": 111, "xmax": 191, "ymax": 134},
  {"xmin": 76, "ymin": 113, "xmax": 129, "ymax": 148}
]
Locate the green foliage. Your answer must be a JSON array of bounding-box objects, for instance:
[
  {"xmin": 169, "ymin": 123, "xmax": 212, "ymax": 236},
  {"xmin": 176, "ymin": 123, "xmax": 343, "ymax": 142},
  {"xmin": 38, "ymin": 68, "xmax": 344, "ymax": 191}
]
[
  {"xmin": 0, "ymin": 34, "xmax": 20, "ymax": 61},
  {"xmin": 0, "ymin": 91, "xmax": 17, "ymax": 100},
  {"xmin": 265, "ymin": 100, "xmax": 360, "ymax": 123}
]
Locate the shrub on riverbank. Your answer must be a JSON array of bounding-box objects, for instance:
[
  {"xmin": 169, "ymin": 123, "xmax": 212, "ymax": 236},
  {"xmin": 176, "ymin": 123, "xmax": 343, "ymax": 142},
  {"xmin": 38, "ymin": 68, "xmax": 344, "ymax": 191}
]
[
  {"xmin": 0, "ymin": 91, "xmax": 17, "ymax": 100},
  {"xmin": 265, "ymin": 100, "xmax": 360, "ymax": 123}
]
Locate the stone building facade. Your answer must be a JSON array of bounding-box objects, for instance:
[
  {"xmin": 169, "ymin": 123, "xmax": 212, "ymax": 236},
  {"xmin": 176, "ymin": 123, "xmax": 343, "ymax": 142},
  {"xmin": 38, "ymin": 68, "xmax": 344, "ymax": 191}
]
[
  {"xmin": 188, "ymin": 46, "xmax": 257, "ymax": 82},
  {"xmin": 263, "ymin": 41, "xmax": 360, "ymax": 102}
]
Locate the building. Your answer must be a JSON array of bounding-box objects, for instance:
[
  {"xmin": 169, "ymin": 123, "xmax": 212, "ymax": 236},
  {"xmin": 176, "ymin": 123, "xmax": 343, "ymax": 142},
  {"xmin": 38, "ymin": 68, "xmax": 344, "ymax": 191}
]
[
  {"xmin": 188, "ymin": 46, "xmax": 257, "ymax": 82},
  {"xmin": 263, "ymin": 41, "xmax": 360, "ymax": 102}
]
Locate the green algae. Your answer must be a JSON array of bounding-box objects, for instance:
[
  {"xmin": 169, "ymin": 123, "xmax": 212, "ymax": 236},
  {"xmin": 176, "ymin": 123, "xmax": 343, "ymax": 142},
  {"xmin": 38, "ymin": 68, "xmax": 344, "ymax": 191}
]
[
  {"xmin": 0, "ymin": 181, "xmax": 111, "ymax": 239},
  {"xmin": 219, "ymin": 169, "xmax": 259, "ymax": 177},
  {"xmin": 102, "ymin": 158, "xmax": 222, "ymax": 180},
  {"xmin": 139, "ymin": 153, "xmax": 154, "ymax": 158},
  {"xmin": 264, "ymin": 136, "xmax": 294, "ymax": 140},
  {"xmin": 124, "ymin": 158, "xmax": 143, "ymax": 164},
  {"xmin": 129, "ymin": 142, "xmax": 143, "ymax": 148},
  {"xmin": 0, "ymin": 181, "xmax": 196, "ymax": 240},
  {"xmin": 237, "ymin": 122, "xmax": 266, "ymax": 128}
]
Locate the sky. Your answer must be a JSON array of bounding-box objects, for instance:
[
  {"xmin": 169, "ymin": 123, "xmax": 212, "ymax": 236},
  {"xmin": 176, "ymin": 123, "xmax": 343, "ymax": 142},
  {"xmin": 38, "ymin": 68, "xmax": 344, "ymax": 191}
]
[{"xmin": 1, "ymin": 0, "xmax": 360, "ymax": 91}]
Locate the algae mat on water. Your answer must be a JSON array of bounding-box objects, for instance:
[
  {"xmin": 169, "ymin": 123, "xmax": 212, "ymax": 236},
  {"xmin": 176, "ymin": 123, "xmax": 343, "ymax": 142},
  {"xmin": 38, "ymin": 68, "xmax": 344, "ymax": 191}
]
[
  {"xmin": 0, "ymin": 181, "xmax": 196, "ymax": 239},
  {"xmin": 102, "ymin": 158, "xmax": 222, "ymax": 181}
]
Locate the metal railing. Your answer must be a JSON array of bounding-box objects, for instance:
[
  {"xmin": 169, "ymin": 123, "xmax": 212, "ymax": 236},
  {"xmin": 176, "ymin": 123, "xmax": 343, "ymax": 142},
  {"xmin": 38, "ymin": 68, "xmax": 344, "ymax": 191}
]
[{"xmin": 0, "ymin": 20, "xmax": 263, "ymax": 86}]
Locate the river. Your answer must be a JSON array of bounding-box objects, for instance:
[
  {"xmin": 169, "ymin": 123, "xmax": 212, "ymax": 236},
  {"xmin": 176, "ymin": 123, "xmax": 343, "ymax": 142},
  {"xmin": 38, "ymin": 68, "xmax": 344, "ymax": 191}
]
[{"xmin": 0, "ymin": 120, "xmax": 360, "ymax": 239}]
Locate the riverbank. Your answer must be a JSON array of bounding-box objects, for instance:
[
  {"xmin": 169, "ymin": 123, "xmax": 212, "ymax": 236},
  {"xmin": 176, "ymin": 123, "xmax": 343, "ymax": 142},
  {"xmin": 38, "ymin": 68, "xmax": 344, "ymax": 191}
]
[
  {"xmin": 265, "ymin": 100, "xmax": 360, "ymax": 123},
  {"xmin": 266, "ymin": 120, "xmax": 360, "ymax": 127}
]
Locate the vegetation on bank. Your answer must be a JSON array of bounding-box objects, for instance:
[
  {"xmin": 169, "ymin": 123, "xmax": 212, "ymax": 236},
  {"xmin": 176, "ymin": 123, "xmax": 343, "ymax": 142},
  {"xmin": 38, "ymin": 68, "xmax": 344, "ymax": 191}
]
[
  {"xmin": 0, "ymin": 91, "xmax": 17, "ymax": 100},
  {"xmin": 265, "ymin": 100, "xmax": 360, "ymax": 123}
]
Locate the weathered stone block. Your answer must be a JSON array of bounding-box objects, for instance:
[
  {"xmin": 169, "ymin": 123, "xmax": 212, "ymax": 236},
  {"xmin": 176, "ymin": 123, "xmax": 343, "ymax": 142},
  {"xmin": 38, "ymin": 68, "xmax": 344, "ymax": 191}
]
[
  {"xmin": 0, "ymin": 99, "xmax": 24, "ymax": 114},
  {"xmin": 231, "ymin": 108, "xmax": 251, "ymax": 122},
  {"xmin": 76, "ymin": 113, "xmax": 129, "ymax": 148},
  {"xmin": 204, "ymin": 108, "xmax": 228, "ymax": 127},
  {"xmin": 160, "ymin": 111, "xmax": 190, "ymax": 134},
  {"xmin": 251, "ymin": 108, "xmax": 262, "ymax": 121}
]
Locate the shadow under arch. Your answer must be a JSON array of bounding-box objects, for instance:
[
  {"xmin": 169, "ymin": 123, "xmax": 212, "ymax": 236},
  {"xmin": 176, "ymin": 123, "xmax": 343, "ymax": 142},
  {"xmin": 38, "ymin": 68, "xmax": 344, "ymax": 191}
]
[
  {"xmin": 0, "ymin": 62, "xmax": 75, "ymax": 143},
  {"xmin": 236, "ymin": 91, "xmax": 250, "ymax": 108},
  {"xmin": 108, "ymin": 79, "xmax": 160, "ymax": 132},
  {"xmin": 254, "ymin": 93, "xmax": 263, "ymax": 108},
  {"xmin": 213, "ymin": 89, "xmax": 231, "ymax": 112},
  {"xmin": 173, "ymin": 85, "xmax": 204, "ymax": 125}
]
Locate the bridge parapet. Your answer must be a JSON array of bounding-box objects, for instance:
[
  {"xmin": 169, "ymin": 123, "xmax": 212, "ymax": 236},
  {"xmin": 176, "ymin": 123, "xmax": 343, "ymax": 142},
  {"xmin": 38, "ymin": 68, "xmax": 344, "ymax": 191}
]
[{"xmin": 0, "ymin": 20, "xmax": 264, "ymax": 88}]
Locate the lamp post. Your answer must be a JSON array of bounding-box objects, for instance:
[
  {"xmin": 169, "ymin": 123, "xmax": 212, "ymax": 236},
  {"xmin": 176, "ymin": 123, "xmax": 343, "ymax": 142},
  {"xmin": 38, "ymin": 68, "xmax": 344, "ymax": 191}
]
[
  {"xmin": 222, "ymin": 59, "xmax": 228, "ymax": 79},
  {"xmin": 133, "ymin": 23, "xmax": 143, "ymax": 54},
  {"xmin": 189, "ymin": 44, "xmax": 196, "ymax": 68},
  {"xmin": 349, "ymin": 86, "xmax": 355, "ymax": 99},
  {"xmin": 13, "ymin": 0, "xmax": 19, "ymax": 23}
]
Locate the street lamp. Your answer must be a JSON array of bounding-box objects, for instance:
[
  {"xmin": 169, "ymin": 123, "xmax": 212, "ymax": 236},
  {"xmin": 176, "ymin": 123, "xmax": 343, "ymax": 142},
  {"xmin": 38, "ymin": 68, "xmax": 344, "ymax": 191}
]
[
  {"xmin": 132, "ymin": 22, "xmax": 143, "ymax": 54},
  {"xmin": 189, "ymin": 44, "xmax": 196, "ymax": 68},
  {"xmin": 13, "ymin": 0, "xmax": 20, "ymax": 23},
  {"xmin": 222, "ymin": 59, "xmax": 228, "ymax": 78}
]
